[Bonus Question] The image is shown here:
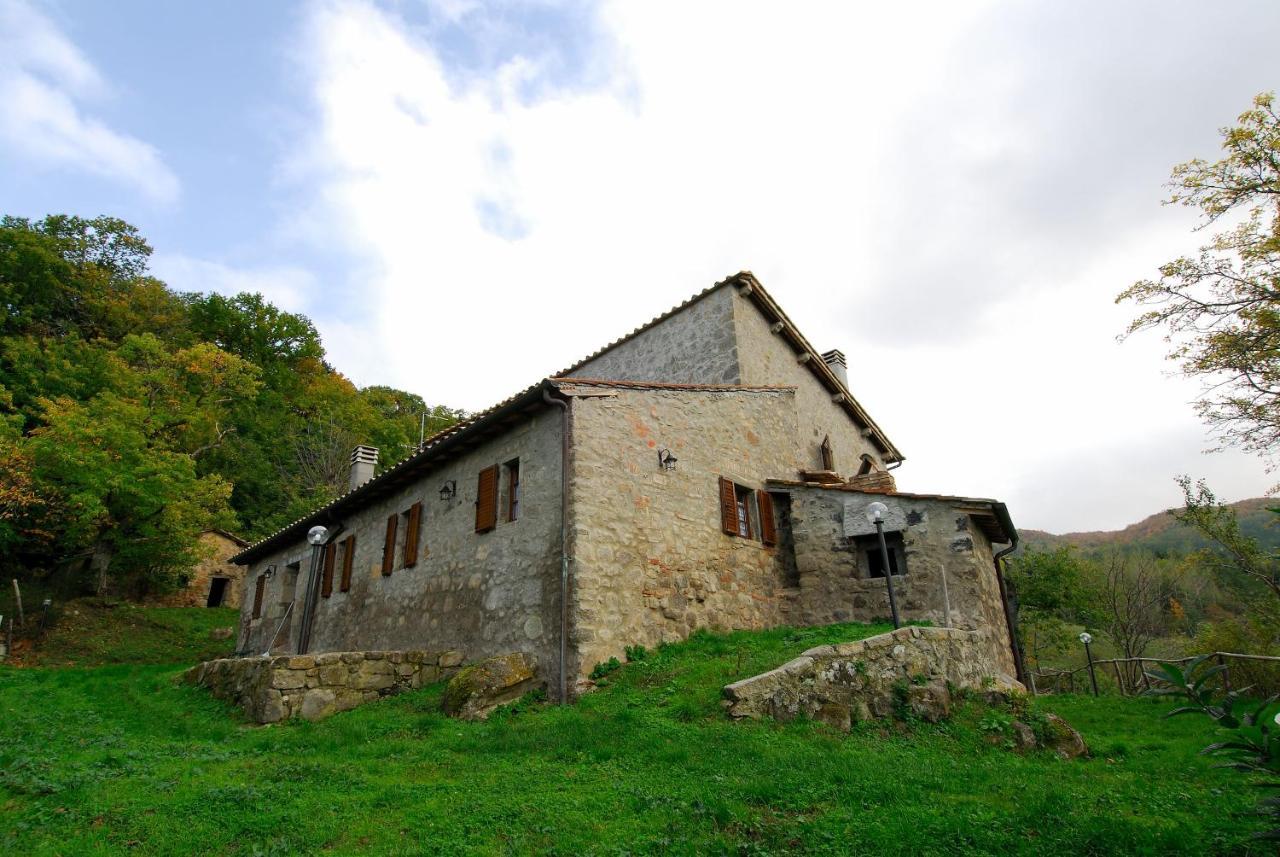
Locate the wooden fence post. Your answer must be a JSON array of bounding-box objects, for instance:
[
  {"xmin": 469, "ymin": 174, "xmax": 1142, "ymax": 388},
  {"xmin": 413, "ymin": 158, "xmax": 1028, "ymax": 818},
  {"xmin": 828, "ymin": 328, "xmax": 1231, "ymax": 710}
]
[
  {"xmin": 11, "ymin": 579, "xmax": 23, "ymax": 627},
  {"xmin": 1218, "ymin": 654, "xmax": 1231, "ymax": 695}
]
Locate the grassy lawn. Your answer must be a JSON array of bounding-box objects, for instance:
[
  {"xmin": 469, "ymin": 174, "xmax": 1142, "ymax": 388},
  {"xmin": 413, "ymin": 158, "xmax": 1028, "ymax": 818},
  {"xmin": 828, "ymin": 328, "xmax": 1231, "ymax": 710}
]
[{"xmin": 0, "ymin": 621, "xmax": 1270, "ymax": 855}]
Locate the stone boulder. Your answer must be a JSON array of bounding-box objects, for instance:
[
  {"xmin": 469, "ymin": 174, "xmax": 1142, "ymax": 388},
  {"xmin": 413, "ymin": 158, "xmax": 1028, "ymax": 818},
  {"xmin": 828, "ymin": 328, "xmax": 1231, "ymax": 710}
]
[
  {"xmin": 1042, "ymin": 713, "xmax": 1089, "ymax": 759},
  {"xmin": 441, "ymin": 653, "xmax": 539, "ymax": 721}
]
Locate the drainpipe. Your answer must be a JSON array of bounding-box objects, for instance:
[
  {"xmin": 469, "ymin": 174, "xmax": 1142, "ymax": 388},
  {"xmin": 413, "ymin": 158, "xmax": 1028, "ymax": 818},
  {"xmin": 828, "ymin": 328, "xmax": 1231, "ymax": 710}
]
[
  {"xmin": 542, "ymin": 385, "xmax": 572, "ymax": 704},
  {"xmin": 991, "ymin": 505, "xmax": 1027, "ymax": 685}
]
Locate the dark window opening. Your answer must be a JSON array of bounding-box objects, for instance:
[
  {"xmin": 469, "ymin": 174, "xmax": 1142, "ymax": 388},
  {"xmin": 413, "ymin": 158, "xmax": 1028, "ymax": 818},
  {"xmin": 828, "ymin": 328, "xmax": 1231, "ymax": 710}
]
[
  {"xmin": 854, "ymin": 531, "xmax": 906, "ymax": 579},
  {"xmin": 282, "ymin": 562, "xmax": 301, "ymax": 605},
  {"xmin": 505, "ymin": 459, "xmax": 521, "ymax": 522},
  {"xmin": 734, "ymin": 484, "xmax": 754, "ymax": 538},
  {"xmin": 820, "ymin": 435, "xmax": 835, "ymax": 471},
  {"xmin": 207, "ymin": 577, "xmax": 229, "ymax": 608}
]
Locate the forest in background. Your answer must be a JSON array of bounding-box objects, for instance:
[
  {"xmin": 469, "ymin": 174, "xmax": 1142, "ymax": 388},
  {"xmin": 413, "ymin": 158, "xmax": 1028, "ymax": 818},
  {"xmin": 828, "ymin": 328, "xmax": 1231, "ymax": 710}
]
[{"xmin": 0, "ymin": 214, "xmax": 463, "ymax": 598}]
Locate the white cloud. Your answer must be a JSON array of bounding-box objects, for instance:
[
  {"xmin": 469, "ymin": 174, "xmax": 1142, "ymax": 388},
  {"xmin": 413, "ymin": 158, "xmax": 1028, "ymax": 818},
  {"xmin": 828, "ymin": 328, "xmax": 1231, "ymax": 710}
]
[
  {"xmin": 151, "ymin": 253, "xmax": 317, "ymax": 311},
  {"xmin": 280, "ymin": 0, "xmax": 1280, "ymax": 531},
  {"xmin": 0, "ymin": 0, "xmax": 178, "ymax": 203}
]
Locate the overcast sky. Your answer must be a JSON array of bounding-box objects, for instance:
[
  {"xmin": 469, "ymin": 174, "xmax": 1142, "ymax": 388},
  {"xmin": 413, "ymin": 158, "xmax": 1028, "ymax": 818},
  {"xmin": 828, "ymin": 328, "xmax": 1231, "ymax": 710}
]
[{"xmin": 3, "ymin": 0, "xmax": 1279, "ymax": 533}]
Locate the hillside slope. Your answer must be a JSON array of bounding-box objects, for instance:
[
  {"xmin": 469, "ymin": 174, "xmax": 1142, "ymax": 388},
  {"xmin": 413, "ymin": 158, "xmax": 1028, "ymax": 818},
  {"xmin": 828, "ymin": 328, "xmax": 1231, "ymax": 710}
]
[
  {"xmin": 0, "ymin": 622, "xmax": 1265, "ymax": 854},
  {"xmin": 1022, "ymin": 497, "xmax": 1277, "ymax": 555}
]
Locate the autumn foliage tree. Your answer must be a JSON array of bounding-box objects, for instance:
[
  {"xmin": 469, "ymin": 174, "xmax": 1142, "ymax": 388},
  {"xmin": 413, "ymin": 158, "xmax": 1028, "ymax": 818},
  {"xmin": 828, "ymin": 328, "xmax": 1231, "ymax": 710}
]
[
  {"xmin": 0, "ymin": 214, "xmax": 461, "ymax": 595},
  {"xmin": 1118, "ymin": 92, "xmax": 1280, "ymax": 463}
]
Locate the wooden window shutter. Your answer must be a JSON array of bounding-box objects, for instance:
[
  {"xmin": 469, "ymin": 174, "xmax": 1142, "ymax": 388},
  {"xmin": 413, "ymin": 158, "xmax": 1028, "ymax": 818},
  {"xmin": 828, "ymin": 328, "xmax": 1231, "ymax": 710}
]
[
  {"xmin": 321, "ymin": 541, "xmax": 336, "ymax": 597},
  {"xmin": 252, "ymin": 574, "xmax": 265, "ymax": 619},
  {"xmin": 719, "ymin": 476, "xmax": 738, "ymax": 536},
  {"xmin": 476, "ymin": 465, "xmax": 499, "ymax": 532},
  {"xmin": 382, "ymin": 514, "xmax": 398, "ymax": 576},
  {"xmin": 404, "ymin": 501, "xmax": 422, "ymax": 567},
  {"xmin": 339, "ymin": 535, "xmax": 355, "ymax": 592},
  {"xmin": 758, "ymin": 490, "xmax": 777, "ymax": 547}
]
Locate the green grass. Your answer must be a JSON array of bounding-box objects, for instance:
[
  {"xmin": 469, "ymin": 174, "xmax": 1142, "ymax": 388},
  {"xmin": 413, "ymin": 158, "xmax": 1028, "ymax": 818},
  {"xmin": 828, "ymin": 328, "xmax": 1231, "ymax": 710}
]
[
  {"xmin": 11, "ymin": 598, "xmax": 238, "ymax": 667},
  {"xmin": 0, "ymin": 621, "xmax": 1271, "ymax": 855}
]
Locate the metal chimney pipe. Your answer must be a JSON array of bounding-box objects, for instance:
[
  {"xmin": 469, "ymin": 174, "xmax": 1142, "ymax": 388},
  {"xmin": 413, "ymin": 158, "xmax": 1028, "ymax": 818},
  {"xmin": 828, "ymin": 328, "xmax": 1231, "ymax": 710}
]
[{"xmin": 349, "ymin": 445, "xmax": 378, "ymax": 492}]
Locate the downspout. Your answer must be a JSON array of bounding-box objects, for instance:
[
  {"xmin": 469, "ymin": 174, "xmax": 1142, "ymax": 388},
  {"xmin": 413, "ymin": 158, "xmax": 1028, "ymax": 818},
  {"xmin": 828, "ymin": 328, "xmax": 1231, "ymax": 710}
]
[
  {"xmin": 297, "ymin": 523, "xmax": 344, "ymax": 655},
  {"xmin": 542, "ymin": 386, "xmax": 572, "ymax": 704},
  {"xmin": 991, "ymin": 506, "xmax": 1027, "ymax": 685}
]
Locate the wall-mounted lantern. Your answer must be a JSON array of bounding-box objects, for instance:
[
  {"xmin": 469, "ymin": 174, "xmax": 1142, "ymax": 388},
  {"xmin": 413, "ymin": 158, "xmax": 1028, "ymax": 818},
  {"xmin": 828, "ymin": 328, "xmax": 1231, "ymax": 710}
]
[
  {"xmin": 263, "ymin": 564, "xmax": 277, "ymax": 581},
  {"xmin": 658, "ymin": 449, "xmax": 678, "ymax": 471},
  {"xmin": 439, "ymin": 480, "xmax": 457, "ymax": 501}
]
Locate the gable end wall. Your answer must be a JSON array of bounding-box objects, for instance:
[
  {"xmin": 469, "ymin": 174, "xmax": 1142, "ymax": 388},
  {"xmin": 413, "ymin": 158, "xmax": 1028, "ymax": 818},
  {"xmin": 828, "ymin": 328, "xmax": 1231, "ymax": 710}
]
[
  {"xmin": 730, "ymin": 288, "xmax": 886, "ymax": 473},
  {"xmin": 571, "ymin": 286, "xmax": 741, "ymax": 384}
]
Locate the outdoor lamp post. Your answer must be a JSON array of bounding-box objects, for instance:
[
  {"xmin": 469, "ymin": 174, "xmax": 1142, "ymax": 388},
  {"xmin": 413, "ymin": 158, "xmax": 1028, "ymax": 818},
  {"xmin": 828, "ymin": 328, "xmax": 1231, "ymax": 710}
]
[
  {"xmin": 865, "ymin": 501, "xmax": 901, "ymax": 629},
  {"xmin": 1079, "ymin": 631, "xmax": 1099, "ymax": 697},
  {"xmin": 296, "ymin": 525, "xmax": 329, "ymax": 655}
]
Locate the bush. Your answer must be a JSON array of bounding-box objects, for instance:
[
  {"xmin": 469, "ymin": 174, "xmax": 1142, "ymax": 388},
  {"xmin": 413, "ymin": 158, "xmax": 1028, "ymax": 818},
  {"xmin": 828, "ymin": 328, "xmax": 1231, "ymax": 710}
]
[{"xmin": 1194, "ymin": 609, "xmax": 1280, "ymax": 695}]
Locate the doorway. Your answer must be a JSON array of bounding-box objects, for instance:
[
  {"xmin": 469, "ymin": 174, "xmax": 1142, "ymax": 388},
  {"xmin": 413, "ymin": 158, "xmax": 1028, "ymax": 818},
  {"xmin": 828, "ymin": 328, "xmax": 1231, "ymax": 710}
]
[{"xmin": 207, "ymin": 577, "xmax": 229, "ymax": 607}]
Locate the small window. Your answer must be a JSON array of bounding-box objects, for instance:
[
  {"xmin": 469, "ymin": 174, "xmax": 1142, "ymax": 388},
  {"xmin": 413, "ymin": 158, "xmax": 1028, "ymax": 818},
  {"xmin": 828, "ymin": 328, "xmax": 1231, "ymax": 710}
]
[
  {"xmin": 854, "ymin": 531, "xmax": 906, "ymax": 579},
  {"xmin": 338, "ymin": 535, "xmax": 356, "ymax": 592},
  {"xmin": 505, "ymin": 459, "xmax": 521, "ymax": 522},
  {"xmin": 734, "ymin": 484, "xmax": 754, "ymax": 538},
  {"xmin": 402, "ymin": 501, "xmax": 422, "ymax": 568},
  {"xmin": 718, "ymin": 476, "xmax": 760, "ymax": 540}
]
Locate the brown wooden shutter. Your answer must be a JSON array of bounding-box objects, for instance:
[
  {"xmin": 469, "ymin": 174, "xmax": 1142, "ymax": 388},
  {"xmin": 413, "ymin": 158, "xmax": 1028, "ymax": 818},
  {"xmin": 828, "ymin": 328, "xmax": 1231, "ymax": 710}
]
[
  {"xmin": 758, "ymin": 490, "xmax": 777, "ymax": 547},
  {"xmin": 339, "ymin": 535, "xmax": 355, "ymax": 592},
  {"xmin": 382, "ymin": 514, "xmax": 398, "ymax": 575},
  {"xmin": 252, "ymin": 574, "xmax": 265, "ymax": 619},
  {"xmin": 321, "ymin": 541, "xmax": 336, "ymax": 597},
  {"xmin": 476, "ymin": 465, "xmax": 499, "ymax": 532},
  {"xmin": 404, "ymin": 501, "xmax": 422, "ymax": 567},
  {"xmin": 719, "ymin": 476, "xmax": 738, "ymax": 536}
]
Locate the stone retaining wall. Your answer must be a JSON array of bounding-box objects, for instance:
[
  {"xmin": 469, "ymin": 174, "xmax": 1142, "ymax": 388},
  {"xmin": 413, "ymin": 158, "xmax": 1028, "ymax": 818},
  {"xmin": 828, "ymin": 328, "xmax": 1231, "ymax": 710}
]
[
  {"xmin": 723, "ymin": 626, "xmax": 1021, "ymax": 730},
  {"xmin": 183, "ymin": 649, "xmax": 465, "ymax": 723}
]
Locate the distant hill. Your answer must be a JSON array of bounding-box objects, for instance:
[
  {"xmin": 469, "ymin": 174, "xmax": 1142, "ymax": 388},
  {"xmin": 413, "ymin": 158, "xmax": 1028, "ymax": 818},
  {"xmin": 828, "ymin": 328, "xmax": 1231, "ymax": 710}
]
[{"xmin": 1021, "ymin": 498, "xmax": 1280, "ymax": 556}]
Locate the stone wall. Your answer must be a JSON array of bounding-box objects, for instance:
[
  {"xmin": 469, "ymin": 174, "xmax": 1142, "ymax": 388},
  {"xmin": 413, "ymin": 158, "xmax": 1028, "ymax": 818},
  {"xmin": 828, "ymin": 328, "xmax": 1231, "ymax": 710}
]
[
  {"xmin": 786, "ymin": 488, "xmax": 1017, "ymax": 676},
  {"xmin": 149, "ymin": 531, "xmax": 247, "ymax": 608},
  {"xmin": 569, "ymin": 286, "xmax": 740, "ymax": 384},
  {"xmin": 566, "ymin": 384, "xmax": 802, "ymax": 677},
  {"xmin": 729, "ymin": 287, "xmax": 888, "ymax": 474},
  {"xmin": 183, "ymin": 649, "xmax": 465, "ymax": 723},
  {"xmin": 238, "ymin": 407, "xmax": 565, "ymax": 690},
  {"xmin": 723, "ymin": 626, "xmax": 1019, "ymax": 729}
]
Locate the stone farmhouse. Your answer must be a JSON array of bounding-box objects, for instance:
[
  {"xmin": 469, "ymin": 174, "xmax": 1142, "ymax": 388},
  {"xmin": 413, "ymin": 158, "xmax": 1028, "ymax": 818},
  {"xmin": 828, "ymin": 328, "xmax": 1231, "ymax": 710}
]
[{"xmin": 231, "ymin": 273, "xmax": 1022, "ymax": 699}]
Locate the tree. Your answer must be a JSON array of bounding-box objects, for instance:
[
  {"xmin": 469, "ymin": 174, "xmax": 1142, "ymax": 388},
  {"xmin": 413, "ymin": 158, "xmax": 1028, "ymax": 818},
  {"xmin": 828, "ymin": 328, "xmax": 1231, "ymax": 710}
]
[
  {"xmin": 1172, "ymin": 476, "xmax": 1280, "ymax": 601},
  {"xmin": 1118, "ymin": 93, "xmax": 1280, "ymax": 463},
  {"xmin": 1098, "ymin": 552, "xmax": 1175, "ymax": 690}
]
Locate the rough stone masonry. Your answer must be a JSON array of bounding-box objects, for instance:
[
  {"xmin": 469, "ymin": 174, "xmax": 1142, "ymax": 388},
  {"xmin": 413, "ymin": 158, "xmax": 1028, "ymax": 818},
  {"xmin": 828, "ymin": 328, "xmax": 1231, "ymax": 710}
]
[
  {"xmin": 722, "ymin": 626, "xmax": 1021, "ymax": 731},
  {"xmin": 183, "ymin": 649, "xmax": 465, "ymax": 723}
]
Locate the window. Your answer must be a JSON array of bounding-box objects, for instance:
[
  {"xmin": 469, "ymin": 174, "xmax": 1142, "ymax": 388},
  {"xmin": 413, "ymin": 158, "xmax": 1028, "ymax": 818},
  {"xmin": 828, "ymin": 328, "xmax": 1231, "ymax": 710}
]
[
  {"xmin": 476, "ymin": 465, "xmax": 499, "ymax": 532},
  {"xmin": 339, "ymin": 535, "xmax": 356, "ymax": 592},
  {"xmin": 381, "ymin": 514, "xmax": 398, "ymax": 576},
  {"xmin": 718, "ymin": 476, "xmax": 760, "ymax": 540},
  {"xmin": 854, "ymin": 531, "xmax": 906, "ymax": 579},
  {"xmin": 505, "ymin": 459, "xmax": 521, "ymax": 522},
  {"xmin": 252, "ymin": 575, "xmax": 265, "ymax": 619},
  {"xmin": 321, "ymin": 540, "xmax": 336, "ymax": 597},
  {"xmin": 402, "ymin": 501, "xmax": 423, "ymax": 567}
]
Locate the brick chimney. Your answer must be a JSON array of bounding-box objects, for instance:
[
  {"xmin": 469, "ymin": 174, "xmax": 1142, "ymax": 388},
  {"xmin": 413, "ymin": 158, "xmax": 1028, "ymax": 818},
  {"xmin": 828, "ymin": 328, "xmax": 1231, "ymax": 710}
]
[
  {"xmin": 349, "ymin": 445, "xmax": 378, "ymax": 492},
  {"xmin": 821, "ymin": 349, "xmax": 848, "ymax": 388}
]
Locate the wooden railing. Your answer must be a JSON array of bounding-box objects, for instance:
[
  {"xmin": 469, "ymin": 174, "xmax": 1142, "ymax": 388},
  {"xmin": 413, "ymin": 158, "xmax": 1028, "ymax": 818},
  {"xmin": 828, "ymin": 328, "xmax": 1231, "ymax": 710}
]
[{"xmin": 1031, "ymin": 651, "xmax": 1280, "ymax": 696}]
